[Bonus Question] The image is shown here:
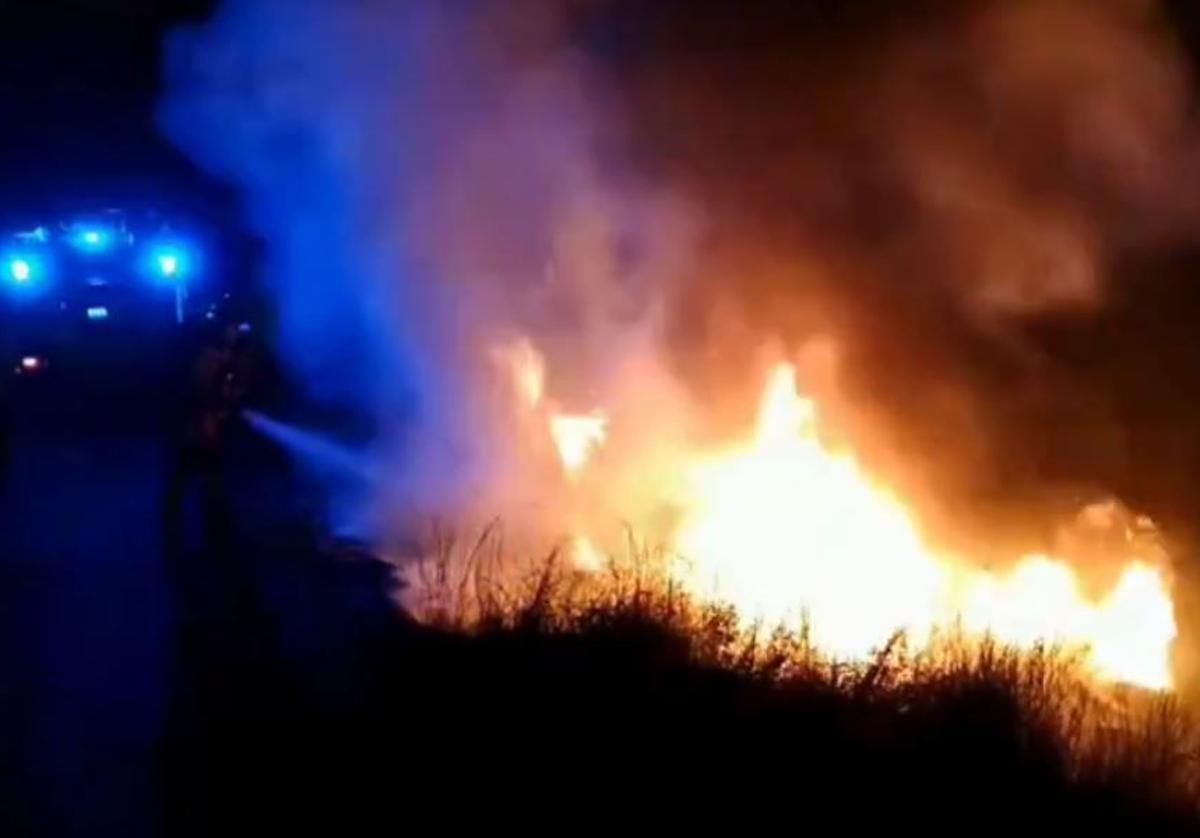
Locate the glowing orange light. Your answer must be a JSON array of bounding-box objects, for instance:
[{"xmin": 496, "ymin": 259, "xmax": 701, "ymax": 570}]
[
  {"xmin": 667, "ymin": 364, "xmax": 1175, "ymax": 688},
  {"xmin": 491, "ymin": 337, "xmax": 545, "ymax": 409},
  {"xmin": 550, "ymin": 412, "xmax": 608, "ymax": 479}
]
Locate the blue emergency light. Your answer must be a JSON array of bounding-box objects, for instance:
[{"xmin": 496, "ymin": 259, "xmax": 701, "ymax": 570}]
[
  {"xmin": 143, "ymin": 240, "xmax": 199, "ymax": 284},
  {"xmin": 75, "ymin": 228, "xmax": 112, "ymax": 253},
  {"xmin": 4, "ymin": 252, "xmax": 48, "ymax": 288},
  {"xmin": 8, "ymin": 258, "xmax": 31, "ymax": 283}
]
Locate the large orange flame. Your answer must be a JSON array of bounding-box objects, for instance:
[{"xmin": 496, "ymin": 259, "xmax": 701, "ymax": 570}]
[
  {"xmin": 494, "ymin": 339, "xmax": 1176, "ymax": 691},
  {"xmin": 672, "ymin": 365, "xmax": 1175, "ymax": 689}
]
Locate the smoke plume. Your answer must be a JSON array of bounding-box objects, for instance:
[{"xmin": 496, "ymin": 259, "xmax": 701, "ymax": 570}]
[{"xmin": 159, "ymin": 0, "xmax": 1200, "ymax": 568}]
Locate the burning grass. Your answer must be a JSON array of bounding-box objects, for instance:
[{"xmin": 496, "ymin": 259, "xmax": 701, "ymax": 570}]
[
  {"xmin": 395, "ymin": 524, "xmax": 1200, "ymax": 827},
  {"xmin": 489, "ymin": 350, "xmax": 1178, "ymax": 690}
]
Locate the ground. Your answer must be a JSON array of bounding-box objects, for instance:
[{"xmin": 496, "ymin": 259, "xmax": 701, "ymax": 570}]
[
  {"xmin": 0, "ymin": 430, "xmax": 170, "ymax": 835},
  {"xmin": 0, "ymin": 344, "xmax": 380, "ymax": 836}
]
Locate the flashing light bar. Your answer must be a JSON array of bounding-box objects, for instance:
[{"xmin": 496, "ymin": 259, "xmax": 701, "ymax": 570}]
[
  {"xmin": 4, "ymin": 252, "xmax": 49, "ymax": 288},
  {"xmin": 157, "ymin": 253, "xmax": 180, "ymax": 277},
  {"xmin": 9, "ymin": 258, "xmax": 31, "ymax": 283}
]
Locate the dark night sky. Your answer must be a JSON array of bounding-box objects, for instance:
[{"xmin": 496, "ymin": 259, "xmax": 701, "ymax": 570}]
[
  {"xmin": 0, "ymin": 0, "xmax": 1198, "ymax": 215},
  {"xmin": 0, "ymin": 0, "xmax": 222, "ymax": 221},
  {"xmin": 2, "ymin": 0, "xmax": 1199, "ymax": 196}
]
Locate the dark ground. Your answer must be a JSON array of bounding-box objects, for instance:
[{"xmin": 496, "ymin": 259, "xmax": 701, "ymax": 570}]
[
  {"xmin": 0, "ymin": 428, "xmax": 172, "ymax": 835},
  {"xmin": 0, "ymin": 343, "xmax": 394, "ymax": 836}
]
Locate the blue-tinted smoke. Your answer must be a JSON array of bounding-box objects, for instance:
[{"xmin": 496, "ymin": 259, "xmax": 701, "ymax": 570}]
[
  {"xmin": 160, "ymin": 1, "xmax": 430, "ymax": 412},
  {"xmin": 156, "ymin": 0, "xmax": 649, "ymax": 527},
  {"xmin": 158, "ymin": 2, "xmax": 502, "ymax": 518}
]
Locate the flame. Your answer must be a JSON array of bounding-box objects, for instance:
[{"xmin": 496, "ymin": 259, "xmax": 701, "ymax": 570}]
[
  {"xmin": 491, "ymin": 337, "xmax": 545, "ymax": 409},
  {"xmin": 670, "ymin": 364, "xmax": 1175, "ymax": 689},
  {"xmin": 570, "ymin": 534, "xmax": 607, "ymax": 573},
  {"xmin": 674, "ymin": 365, "xmax": 947, "ymax": 661},
  {"xmin": 492, "ymin": 337, "xmax": 608, "ymax": 480},
  {"xmin": 494, "ymin": 337, "xmax": 1175, "ymax": 690},
  {"xmin": 550, "ymin": 411, "xmax": 608, "ymax": 479},
  {"xmin": 960, "ymin": 558, "xmax": 1175, "ymax": 689}
]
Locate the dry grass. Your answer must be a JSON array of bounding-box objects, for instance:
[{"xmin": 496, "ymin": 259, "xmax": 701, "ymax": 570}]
[{"xmin": 397, "ymin": 522, "xmax": 1200, "ymax": 822}]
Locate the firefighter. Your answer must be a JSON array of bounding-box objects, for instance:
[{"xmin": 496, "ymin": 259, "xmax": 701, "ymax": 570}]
[{"xmin": 163, "ymin": 319, "xmax": 256, "ymax": 610}]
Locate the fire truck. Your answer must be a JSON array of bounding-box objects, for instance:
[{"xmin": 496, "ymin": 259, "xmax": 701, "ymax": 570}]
[{"xmin": 0, "ymin": 208, "xmax": 249, "ymax": 449}]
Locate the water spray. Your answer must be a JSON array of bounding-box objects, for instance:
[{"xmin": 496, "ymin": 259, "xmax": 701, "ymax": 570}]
[{"xmin": 243, "ymin": 410, "xmax": 375, "ymax": 483}]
